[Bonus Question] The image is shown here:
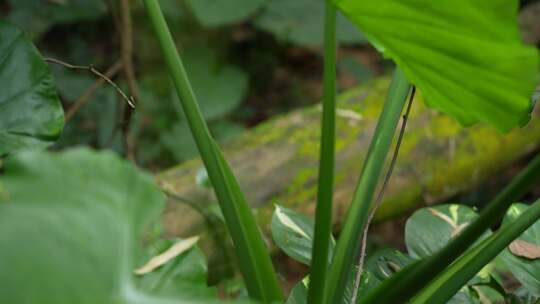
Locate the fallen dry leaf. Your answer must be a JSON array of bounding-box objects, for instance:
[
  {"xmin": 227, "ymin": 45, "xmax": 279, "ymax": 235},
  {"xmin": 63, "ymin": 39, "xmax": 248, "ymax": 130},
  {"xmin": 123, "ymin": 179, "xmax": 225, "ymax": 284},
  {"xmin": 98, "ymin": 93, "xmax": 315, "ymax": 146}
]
[
  {"xmin": 134, "ymin": 236, "xmax": 199, "ymax": 275},
  {"xmin": 508, "ymin": 239, "xmax": 540, "ymax": 260}
]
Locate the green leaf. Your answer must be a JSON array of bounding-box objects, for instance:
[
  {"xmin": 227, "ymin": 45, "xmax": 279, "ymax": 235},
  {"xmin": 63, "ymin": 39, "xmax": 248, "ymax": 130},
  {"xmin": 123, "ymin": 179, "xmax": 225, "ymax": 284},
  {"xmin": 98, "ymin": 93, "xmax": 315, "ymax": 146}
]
[
  {"xmin": 174, "ymin": 47, "xmax": 248, "ymax": 121},
  {"xmin": 361, "ymin": 150, "xmax": 540, "ymax": 303},
  {"xmin": 366, "ymin": 249, "xmax": 415, "ymax": 282},
  {"xmin": 501, "ymin": 203, "xmax": 540, "ymax": 296},
  {"xmin": 0, "ymin": 21, "xmax": 64, "ymax": 155},
  {"xmin": 286, "ymin": 270, "xmax": 379, "ymax": 304},
  {"xmin": 143, "ymin": 1, "xmax": 283, "ymax": 300},
  {"xmin": 0, "ymin": 148, "xmax": 214, "ymax": 303},
  {"xmin": 324, "ymin": 68, "xmax": 411, "ymax": 304},
  {"xmin": 185, "ymin": 0, "xmax": 265, "ymax": 27},
  {"xmin": 410, "ymin": 200, "xmax": 540, "ymax": 304},
  {"xmin": 255, "ymin": 0, "xmax": 365, "ymax": 46},
  {"xmin": 136, "ymin": 237, "xmax": 217, "ymax": 299},
  {"xmin": 405, "ymin": 204, "xmax": 484, "ymax": 259},
  {"xmin": 335, "ymin": 0, "xmax": 539, "ymax": 131},
  {"xmin": 272, "ymin": 205, "xmax": 335, "ymax": 265}
]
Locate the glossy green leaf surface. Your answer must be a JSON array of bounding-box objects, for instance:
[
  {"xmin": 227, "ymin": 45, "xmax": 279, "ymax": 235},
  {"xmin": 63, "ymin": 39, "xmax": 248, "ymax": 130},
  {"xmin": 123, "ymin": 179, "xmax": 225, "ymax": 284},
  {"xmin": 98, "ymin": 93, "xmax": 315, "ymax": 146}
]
[
  {"xmin": 185, "ymin": 0, "xmax": 264, "ymax": 27},
  {"xmin": 335, "ymin": 0, "xmax": 539, "ymax": 131},
  {"xmin": 255, "ymin": 0, "xmax": 365, "ymax": 46},
  {"xmin": 405, "ymin": 204, "xmax": 484, "ymax": 259},
  {"xmin": 0, "ymin": 21, "xmax": 64, "ymax": 155},
  {"xmin": 501, "ymin": 203, "xmax": 540, "ymax": 296},
  {"xmin": 0, "ymin": 149, "xmax": 210, "ymax": 303},
  {"xmin": 271, "ymin": 205, "xmax": 335, "ymax": 265}
]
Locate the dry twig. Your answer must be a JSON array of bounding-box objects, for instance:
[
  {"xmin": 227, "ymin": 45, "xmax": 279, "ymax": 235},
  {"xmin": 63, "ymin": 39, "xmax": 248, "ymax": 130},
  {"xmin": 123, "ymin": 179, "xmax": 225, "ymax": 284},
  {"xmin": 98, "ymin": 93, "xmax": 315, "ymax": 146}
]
[
  {"xmin": 64, "ymin": 61, "xmax": 123, "ymax": 121},
  {"xmin": 44, "ymin": 57, "xmax": 135, "ymax": 109},
  {"xmin": 351, "ymin": 86, "xmax": 416, "ymax": 303},
  {"xmin": 119, "ymin": 0, "xmax": 141, "ymax": 161}
]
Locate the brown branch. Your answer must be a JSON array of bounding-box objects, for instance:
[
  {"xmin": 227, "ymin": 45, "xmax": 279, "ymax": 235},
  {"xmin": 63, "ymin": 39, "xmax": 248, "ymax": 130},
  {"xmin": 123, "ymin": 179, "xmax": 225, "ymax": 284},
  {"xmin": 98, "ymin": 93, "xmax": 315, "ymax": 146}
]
[
  {"xmin": 65, "ymin": 61, "xmax": 123, "ymax": 122},
  {"xmin": 119, "ymin": 0, "xmax": 140, "ymax": 161},
  {"xmin": 44, "ymin": 57, "xmax": 135, "ymax": 109},
  {"xmin": 351, "ymin": 86, "xmax": 416, "ymax": 303}
]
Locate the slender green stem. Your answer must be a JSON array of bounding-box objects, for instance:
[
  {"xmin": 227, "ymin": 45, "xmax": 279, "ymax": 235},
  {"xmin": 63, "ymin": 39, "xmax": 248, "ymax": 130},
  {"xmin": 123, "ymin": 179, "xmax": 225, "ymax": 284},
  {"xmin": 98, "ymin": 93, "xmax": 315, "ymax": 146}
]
[
  {"xmin": 412, "ymin": 198, "xmax": 540, "ymax": 304},
  {"xmin": 141, "ymin": 1, "xmax": 282, "ymax": 302},
  {"xmin": 307, "ymin": 2, "xmax": 337, "ymax": 303},
  {"xmin": 362, "ymin": 152, "xmax": 540, "ymax": 303},
  {"xmin": 324, "ymin": 69, "xmax": 411, "ymax": 303}
]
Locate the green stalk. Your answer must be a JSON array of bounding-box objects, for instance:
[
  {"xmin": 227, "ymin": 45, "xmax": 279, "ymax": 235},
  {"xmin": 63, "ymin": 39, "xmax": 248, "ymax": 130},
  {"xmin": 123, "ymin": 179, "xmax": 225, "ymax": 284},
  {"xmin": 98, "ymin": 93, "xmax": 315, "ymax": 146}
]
[
  {"xmin": 324, "ymin": 69, "xmax": 411, "ymax": 303},
  {"xmin": 141, "ymin": 1, "xmax": 282, "ymax": 302},
  {"xmin": 307, "ymin": 2, "xmax": 337, "ymax": 303},
  {"xmin": 362, "ymin": 152, "xmax": 540, "ymax": 303},
  {"xmin": 412, "ymin": 198, "xmax": 540, "ymax": 304}
]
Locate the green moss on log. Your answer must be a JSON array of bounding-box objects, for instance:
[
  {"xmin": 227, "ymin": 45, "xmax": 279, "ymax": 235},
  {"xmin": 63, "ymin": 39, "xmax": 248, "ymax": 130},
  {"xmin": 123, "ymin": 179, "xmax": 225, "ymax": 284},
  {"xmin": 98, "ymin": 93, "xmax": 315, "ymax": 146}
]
[{"xmin": 157, "ymin": 77, "xmax": 540, "ymax": 239}]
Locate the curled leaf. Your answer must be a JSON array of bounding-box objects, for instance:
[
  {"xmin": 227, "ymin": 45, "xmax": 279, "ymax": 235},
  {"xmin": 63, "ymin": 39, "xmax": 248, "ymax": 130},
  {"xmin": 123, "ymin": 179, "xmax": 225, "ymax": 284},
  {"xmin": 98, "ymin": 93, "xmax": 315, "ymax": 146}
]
[
  {"xmin": 509, "ymin": 240, "xmax": 540, "ymax": 260},
  {"xmin": 135, "ymin": 236, "xmax": 200, "ymax": 275}
]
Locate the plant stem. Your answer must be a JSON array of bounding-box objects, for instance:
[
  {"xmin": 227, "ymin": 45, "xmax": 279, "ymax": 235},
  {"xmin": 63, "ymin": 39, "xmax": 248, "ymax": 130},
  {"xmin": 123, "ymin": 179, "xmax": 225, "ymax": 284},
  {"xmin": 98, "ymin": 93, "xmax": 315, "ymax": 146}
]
[
  {"xmin": 307, "ymin": 2, "xmax": 337, "ymax": 303},
  {"xmin": 351, "ymin": 86, "xmax": 415, "ymax": 303},
  {"xmin": 411, "ymin": 198, "xmax": 540, "ymax": 304},
  {"xmin": 119, "ymin": 0, "xmax": 140, "ymax": 161},
  {"xmin": 324, "ymin": 68, "xmax": 411, "ymax": 303},
  {"xmin": 362, "ymin": 152, "xmax": 540, "ymax": 303},
  {"xmin": 142, "ymin": 1, "xmax": 283, "ymax": 302}
]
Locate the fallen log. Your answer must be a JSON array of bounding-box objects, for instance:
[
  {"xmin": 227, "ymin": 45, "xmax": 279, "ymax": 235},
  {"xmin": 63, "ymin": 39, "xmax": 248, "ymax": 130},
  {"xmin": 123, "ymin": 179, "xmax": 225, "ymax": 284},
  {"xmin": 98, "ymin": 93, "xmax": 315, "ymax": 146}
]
[{"xmin": 157, "ymin": 77, "xmax": 540, "ymax": 239}]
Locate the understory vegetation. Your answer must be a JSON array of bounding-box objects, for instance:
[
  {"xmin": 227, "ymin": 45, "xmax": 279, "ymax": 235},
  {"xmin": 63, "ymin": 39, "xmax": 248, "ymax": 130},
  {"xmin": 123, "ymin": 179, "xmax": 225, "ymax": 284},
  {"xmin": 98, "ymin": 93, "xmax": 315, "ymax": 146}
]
[{"xmin": 1, "ymin": 0, "xmax": 540, "ymax": 303}]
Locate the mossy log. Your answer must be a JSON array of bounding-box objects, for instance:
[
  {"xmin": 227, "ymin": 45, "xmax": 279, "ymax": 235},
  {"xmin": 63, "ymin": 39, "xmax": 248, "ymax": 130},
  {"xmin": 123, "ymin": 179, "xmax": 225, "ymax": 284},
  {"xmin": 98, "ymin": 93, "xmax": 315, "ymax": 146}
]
[{"xmin": 157, "ymin": 78, "xmax": 540, "ymax": 239}]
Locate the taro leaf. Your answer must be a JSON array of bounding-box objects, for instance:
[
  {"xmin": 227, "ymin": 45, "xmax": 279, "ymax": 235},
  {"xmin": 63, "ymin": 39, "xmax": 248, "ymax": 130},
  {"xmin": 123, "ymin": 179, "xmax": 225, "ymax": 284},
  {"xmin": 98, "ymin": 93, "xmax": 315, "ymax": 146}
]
[
  {"xmin": 335, "ymin": 0, "xmax": 539, "ymax": 131},
  {"xmin": 501, "ymin": 203, "xmax": 540, "ymax": 296},
  {"xmin": 7, "ymin": 0, "xmax": 106, "ymax": 36},
  {"xmin": 365, "ymin": 249, "xmax": 415, "ymax": 282},
  {"xmin": 286, "ymin": 270, "xmax": 379, "ymax": 304},
  {"xmin": 136, "ymin": 238, "xmax": 217, "ymax": 299},
  {"xmin": 0, "ymin": 149, "xmax": 213, "ymax": 303},
  {"xmin": 365, "ymin": 248, "xmax": 480, "ymax": 304},
  {"xmin": 0, "ymin": 21, "xmax": 64, "ymax": 155},
  {"xmin": 185, "ymin": 0, "xmax": 265, "ymax": 27},
  {"xmin": 174, "ymin": 47, "xmax": 248, "ymax": 121},
  {"xmin": 271, "ymin": 205, "xmax": 335, "ymax": 265},
  {"xmin": 255, "ymin": 0, "xmax": 366, "ymax": 46},
  {"xmin": 405, "ymin": 204, "xmax": 485, "ymax": 259}
]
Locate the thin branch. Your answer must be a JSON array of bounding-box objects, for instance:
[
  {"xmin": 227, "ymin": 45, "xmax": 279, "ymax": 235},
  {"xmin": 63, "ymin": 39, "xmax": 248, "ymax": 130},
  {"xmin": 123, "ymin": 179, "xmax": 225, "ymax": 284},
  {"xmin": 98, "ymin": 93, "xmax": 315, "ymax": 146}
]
[
  {"xmin": 351, "ymin": 86, "xmax": 416, "ymax": 303},
  {"xmin": 65, "ymin": 61, "xmax": 123, "ymax": 121},
  {"xmin": 119, "ymin": 0, "xmax": 140, "ymax": 161},
  {"xmin": 45, "ymin": 57, "xmax": 135, "ymax": 109}
]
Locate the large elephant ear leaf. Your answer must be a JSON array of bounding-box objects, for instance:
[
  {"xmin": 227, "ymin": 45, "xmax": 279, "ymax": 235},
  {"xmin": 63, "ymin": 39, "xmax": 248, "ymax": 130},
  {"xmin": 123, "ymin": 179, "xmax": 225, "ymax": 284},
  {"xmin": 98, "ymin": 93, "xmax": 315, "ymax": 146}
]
[
  {"xmin": 0, "ymin": 21, "xmax": 64, "ymax": 155},
  {"xmin": 0, "ymin": 149, "xmax": 215, "ymax": 303},
  {"xmin": 334, "ymin": 0, "xmax": 539, "ymax": 131}
]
